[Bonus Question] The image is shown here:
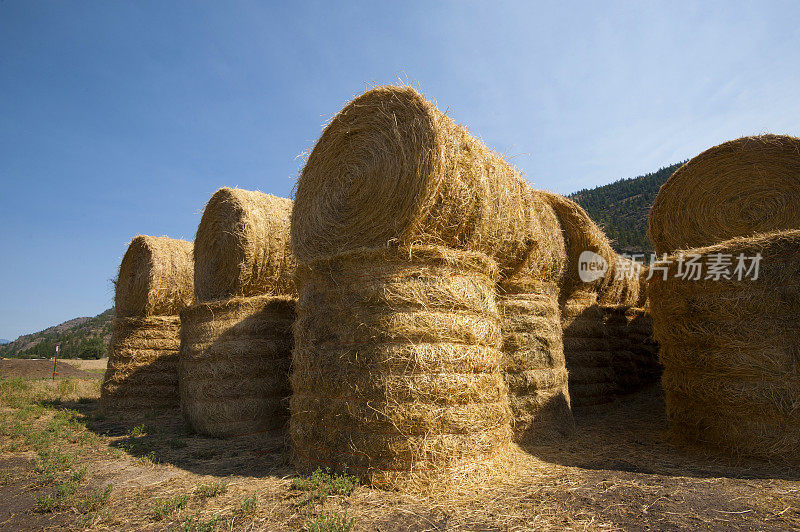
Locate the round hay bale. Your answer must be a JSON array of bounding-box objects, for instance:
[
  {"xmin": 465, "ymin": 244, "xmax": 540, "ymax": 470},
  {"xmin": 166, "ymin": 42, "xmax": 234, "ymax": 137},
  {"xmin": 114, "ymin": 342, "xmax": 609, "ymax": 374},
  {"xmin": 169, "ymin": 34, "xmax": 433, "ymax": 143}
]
[
  {"xmin": 648, "ymin": 134, "xmax": 800, "ymax": 255},
  {"xmin": 100, "ymin": 316, "xmax": 181, "ymax": 412},
  {"xmin": 538, "ymin": 192, "xmax": 617, "ymax": 300},
  {"xmin": 194, "ymin": 188, "xmax": 295, "ymax": 301},
  {"xmin": 290, "ymin": 245, "xmax": 512, "ymax": 490},
  {"xmin": 498, "ymin": 281, "xmax": 573, "ymax": 444},
  {"xmin": 648, "ymin": 230, "xmax": 800, "ymax": 461},
  {"xmin": 115, "ymin": 236, "xmax": 194, "ymax": 318},
  {"xmin": 292, "ymin": 85, "xmax": 536, "ymax": 278},
  {"xmin": 498, "ymin": 189, "xmax": 573, "ymax": 443},
  {"xmin": 562, "ymin": 291, "xmax": 659, "ymax": 407},
  {"xmin": 179, "ymin": 295, "xmax": 295, "ymax": 437}
]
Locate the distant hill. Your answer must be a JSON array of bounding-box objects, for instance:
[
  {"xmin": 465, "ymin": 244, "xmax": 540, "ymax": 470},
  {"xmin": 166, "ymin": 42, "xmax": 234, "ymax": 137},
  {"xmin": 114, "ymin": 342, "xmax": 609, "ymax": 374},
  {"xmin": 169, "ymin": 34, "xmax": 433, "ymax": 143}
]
[
  {"xmin": 569, "ymin": 162, "xmax": 684, "ymax": 255},
  {"xmin": 0, "ymin": 339, "xmax": 9, "ymax": 345},
  {"xmin": 0, "ymin": 309, "xmax": 114, "ymax": 359}
]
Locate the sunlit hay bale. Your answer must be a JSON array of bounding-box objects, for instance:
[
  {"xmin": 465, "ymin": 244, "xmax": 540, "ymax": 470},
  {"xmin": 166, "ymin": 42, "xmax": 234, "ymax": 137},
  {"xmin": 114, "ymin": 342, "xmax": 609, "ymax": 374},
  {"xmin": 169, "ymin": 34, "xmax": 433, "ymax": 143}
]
[
  {"xmin": 601, "ymin": 306, "xmax": 661, "ymax": 394},
  {"xmin": 194, "ymin": 188, "xmax": 295, "ymax": 301},
  {"xmin": 292, "ymin": 85, "xmax": 537, "ymax": 279},
  {"xmin": 648, "ymin": 134, "xmax": 800, "ymax": 256},
  {"xmin": 178, "ymin": 295, "xmax": 295, "ymax": 437},
  {"xmin": 100, "ymin": 316, "xmax": 181, "ymax": 412},
  {"xmin": 498, "ymin": 189, "xmax": 574, "ymax": 443},
  {"xmin": 290, "ymin": 246, "xmax": 513, "ymax": 491},
  {"xmin": 114, "ymin": 235, "xmax": 194, "ymax": 318},
  {"xmin": 537, "ymin": 192, "xmax": 617, "ymax": 301},
  {"xmin": 649, "ymin": 230, "xmax": 800, "ymax": 461},
  {"xmin": 101, "ymin": 235, "xmax": 194, "ymax": 413},
  {"xmin": 599, "ymin": 256, "xmax": 641, "ymax": 307}
]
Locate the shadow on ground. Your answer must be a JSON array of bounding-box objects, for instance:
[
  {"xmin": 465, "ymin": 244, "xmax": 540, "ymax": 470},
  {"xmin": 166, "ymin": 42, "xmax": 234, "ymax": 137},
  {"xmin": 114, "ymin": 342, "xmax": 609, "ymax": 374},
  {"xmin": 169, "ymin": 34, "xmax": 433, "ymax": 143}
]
[{"xmin": 522, "ymin": 384, "xmax": 800, "ymax": 482}]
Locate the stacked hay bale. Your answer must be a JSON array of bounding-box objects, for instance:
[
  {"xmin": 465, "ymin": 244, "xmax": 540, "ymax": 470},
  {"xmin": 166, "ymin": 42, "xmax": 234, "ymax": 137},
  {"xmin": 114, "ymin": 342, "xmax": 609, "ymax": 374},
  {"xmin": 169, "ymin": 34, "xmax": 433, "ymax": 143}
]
[
  {"xmin": 647, "ymin": 135, "xmax": 800, "ymax": 460},
  {"xmin": 101, "ymin": 236, "xmax": 194, "ymax": 412},
  {"xmin": 648, "ymin": 135, "xmax": 800, "ymax": 255},
  {"xmin": 292, "ymin": 85, "xmax": 573, "ymax": 487},
  {"xmin": 540, "ymin": 193, "xmax": 658, "ymax": 407},
  {"xmin": 498, "ymin": 190, "xmax": 573, "ymax": 443},
  {"xmin": 649, "ymin": 231, "xmax": 800, "ymax": 461},
  {"xmin": 179, "ymin": 188, "xmax": 296, "ymax": 438},
  {"xmin": 292, "ymin": 246, "xmax": 511, "ymax": 489}
]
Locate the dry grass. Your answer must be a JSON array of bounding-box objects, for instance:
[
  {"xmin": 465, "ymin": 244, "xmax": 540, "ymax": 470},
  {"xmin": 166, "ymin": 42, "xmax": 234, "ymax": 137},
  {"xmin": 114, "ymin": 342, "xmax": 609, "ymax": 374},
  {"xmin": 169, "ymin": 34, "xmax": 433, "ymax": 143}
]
[
  {"xmin": 2, "ymin": 373, "xmax": 799, "ymax": 530},
  {"xmin": 648, "ymin": 134, "xmax": 800, "ymax": 255},
  {"xmin": 179, "ymin": 295, "xmax": 295, "ymax": 438}
]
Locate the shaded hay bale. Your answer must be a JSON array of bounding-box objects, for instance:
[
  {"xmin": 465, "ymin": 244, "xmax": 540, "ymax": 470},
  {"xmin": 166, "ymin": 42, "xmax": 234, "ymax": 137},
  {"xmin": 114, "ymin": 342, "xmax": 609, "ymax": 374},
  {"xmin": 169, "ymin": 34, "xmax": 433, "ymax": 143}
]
[
  {"xmin": 115, "ymin": 235, "xmax": 194, "ymax": 318},
  {"xmin": 100, "ymin": 316, "xmax": 181, "ymax": 412},
  {"xmin": 648, "ymin": 230, "xmax": 800, "ymax": 461},
  {"xmin": 179, "ymin": 295, "xmax": 295, "ymax": 437},
  {"xmin": 194, "ymin": 188, "xmax": 295, "ymax": 301},
  {"xmin": 648, "ymin": 134, "xmax": 800, "ymax": 255},
  {"xmin": 292, "ymin": 85, "xmax": 537, "ymax": 278},
  {"xmin": 562, "ymin": 292, "xmax": 660, "ymax": 408},
  {"xmin": 290, "ymin": 246, "xmax": 512, "ymax": 490}
]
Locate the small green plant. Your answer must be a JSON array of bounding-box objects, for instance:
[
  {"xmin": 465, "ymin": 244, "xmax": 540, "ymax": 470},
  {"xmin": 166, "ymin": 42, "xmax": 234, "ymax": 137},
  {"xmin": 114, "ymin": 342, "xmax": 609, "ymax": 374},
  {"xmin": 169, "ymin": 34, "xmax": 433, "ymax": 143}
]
[
  {"xmin": 180, "ymin": 512, "xmax": 221, "ymax": 531},
  {"xmin": 152, "ymin": 494, "xmax": 190, "ymax": 521},
  {"xmin": 195, "ymin": 479, "xmax": 228, "ymax": 499},
  {"xmin": 291, "ymin": 468, "xmax": 359, "ymax": 503},
  {"xmin": 235, "ymin": 494, "xmax": 258, "ymax": 517},
  {"xmin": 306, "ymin": 509, "xmax": 354, "ymax": 532},
  {"xmin": 76, "ymin": 485, "xmax": 113, "ymax": 514},
  {"xmin": 129, "ymin": 424, "xmax": 148, "ymax": 437},
  {"xmin": 33, "ymin": 480, "xmax": 79, "ymax": 513},
  {"xmin": 56, "ymin": 378, "xmax": 77, "ymax": 397}
]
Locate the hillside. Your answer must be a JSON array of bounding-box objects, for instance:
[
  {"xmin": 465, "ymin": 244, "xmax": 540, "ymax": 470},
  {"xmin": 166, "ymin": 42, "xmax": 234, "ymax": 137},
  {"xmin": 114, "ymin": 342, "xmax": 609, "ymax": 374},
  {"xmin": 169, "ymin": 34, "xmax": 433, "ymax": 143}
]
[
  {"xmin": 0, "ymin": 309, "xmax": 114, "ymax": 359},
  {"xmin": 569, "ymin": 162, "xmax": 683, "ymax": 255}
]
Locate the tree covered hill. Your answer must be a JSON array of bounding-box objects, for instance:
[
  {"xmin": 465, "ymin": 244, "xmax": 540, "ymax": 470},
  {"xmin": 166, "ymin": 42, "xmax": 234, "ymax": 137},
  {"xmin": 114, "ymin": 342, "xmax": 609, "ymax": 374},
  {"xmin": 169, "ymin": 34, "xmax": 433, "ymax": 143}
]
[
  {"xmin": 0, "ymin": 309, "xmax": 114, "ymax": 360},
  {"xmin": 568, "ymin": 161, "xmax": 683, "ymax": 254}
]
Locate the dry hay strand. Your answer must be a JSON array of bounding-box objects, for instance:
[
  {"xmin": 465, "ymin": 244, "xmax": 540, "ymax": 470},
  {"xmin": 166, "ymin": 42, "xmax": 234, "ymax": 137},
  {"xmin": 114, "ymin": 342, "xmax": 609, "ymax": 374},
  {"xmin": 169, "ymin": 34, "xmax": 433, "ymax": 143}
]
[
  {"xmin": 290, "ymin": 245, "xmax": 513, "ymax": 491},
  {"xmin": 648, "ymin": 134, "xmax": 800, "ymax": 255},
  {"xmin": 179, "ymin": 294, "xmax": 295, "ymax": 438},
  {"xmin": 648, "ymin": 230, "xmax": 800, "ymax": 462},
  {"xmin": 100, "ymin": 316, "xmax": 181, "ymax": 412},
  {"xmin": 115, "ymin": 235, "xmax": 194, "ymax": 318},
  {"xmin": 194, "ymin": 188, "xmax": 295, "ymax": 301},
  {"xmin": 292, "ymin": 85, "xmax": 538, "ymax": 279}
]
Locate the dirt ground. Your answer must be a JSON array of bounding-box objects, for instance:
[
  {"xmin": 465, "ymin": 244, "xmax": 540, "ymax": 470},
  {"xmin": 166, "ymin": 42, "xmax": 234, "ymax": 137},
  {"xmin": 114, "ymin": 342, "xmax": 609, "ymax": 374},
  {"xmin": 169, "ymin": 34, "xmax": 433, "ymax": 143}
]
[
  {"xmin": 59, "ymin": 359, "xmax": 108, "ymax": 372},
  {"xmin": 0, "ymin": 359, "xmax": 102, "ymax": 380},
  {"xmin": 0, "ymin": 375, "xmax": 798, "ymax": 531}
]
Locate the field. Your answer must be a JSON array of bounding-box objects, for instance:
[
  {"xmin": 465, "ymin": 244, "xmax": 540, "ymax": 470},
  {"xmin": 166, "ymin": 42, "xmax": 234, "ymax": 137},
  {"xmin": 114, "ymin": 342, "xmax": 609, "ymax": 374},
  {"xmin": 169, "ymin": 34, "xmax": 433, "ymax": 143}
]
[{"xmin": 0, "ymin": 359, "xmax": 799, "ymax": 531}]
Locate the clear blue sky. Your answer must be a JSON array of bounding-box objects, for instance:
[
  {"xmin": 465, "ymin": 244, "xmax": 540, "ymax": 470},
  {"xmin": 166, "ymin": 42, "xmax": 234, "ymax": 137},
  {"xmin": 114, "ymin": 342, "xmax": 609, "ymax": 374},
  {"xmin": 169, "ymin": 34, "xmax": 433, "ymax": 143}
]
[{"xmin": 1, "ymin": 1, "xmax": 799, "ymax": 340}]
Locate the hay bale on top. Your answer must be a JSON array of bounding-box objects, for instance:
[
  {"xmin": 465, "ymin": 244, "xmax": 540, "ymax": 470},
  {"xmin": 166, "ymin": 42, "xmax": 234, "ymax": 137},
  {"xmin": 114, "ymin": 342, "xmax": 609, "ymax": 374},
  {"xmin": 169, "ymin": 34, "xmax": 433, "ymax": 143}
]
[
  {"xmin": 290, "ymin": 246, "xmax": 512, "ymax": 490},
  {"xmin": 499, "ymin": 189, "xmax": 574, "ymax": 443},
  {"xmin": 101, "ymin": 235, "xmax": 193, "ymax": 412},
  {"xmin": 648, "ymin": 230, "xmax": 800, "ymax": 461},
  {"xmin": 115, "ymin": 235, "xmax": 194, "ymax": 318},
  {"xmin": 194, "ymin": 188, "xmax": 295, "ymax": 302},
  {"xmin": 648, "ymin": 134, "xmax": 800, "ymax": 255},
  {"xmin": 101, "ymin": 316, "xmax": 181, "ymax": 411},
  {"xmin": 179, "ymin": 295, "xmax": 295, "ymax": 437},
  {"xmin": 292, "ymin": 85, "xmax": 536, "ymax": 278}
]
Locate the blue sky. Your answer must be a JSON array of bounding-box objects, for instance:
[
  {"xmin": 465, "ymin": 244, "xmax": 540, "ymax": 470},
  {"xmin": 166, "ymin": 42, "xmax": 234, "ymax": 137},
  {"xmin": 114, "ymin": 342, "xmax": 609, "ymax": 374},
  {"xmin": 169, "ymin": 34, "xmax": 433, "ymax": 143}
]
[{"xmin": 1, "ymin": 1, "xmax": 799, "ymax": 340}]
